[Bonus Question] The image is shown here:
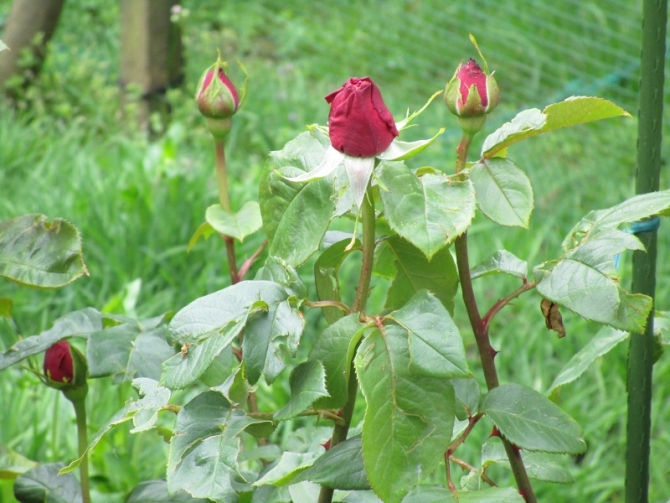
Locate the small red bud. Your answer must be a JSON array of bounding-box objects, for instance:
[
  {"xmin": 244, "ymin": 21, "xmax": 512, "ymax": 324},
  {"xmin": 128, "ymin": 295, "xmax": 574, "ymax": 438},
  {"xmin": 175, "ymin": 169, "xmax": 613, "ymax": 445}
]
[{"xmin": 44, "ymin": 341, "xmax": 74, "ymax": 384}]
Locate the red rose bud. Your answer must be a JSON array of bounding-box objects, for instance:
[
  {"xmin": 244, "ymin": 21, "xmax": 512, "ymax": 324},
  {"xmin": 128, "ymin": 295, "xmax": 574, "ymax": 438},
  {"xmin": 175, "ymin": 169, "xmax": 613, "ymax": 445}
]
[
  {"xmin": 44, "ymin": 341, "xmax": 74, "ymax": 384},
  {"xmin": 325, "ymin": 77, "xmax": 399, "ymax": 158},
  {"xmin": 196, "ymin": 57, "xmax": 240, "ymax": 121},
  {"xmin": 43, "ymin": 341, "xmax": 88, "ymax": 400},
  {"xmin": 444, "ymin": 58, "xmax": 499, "ymax": 118}
]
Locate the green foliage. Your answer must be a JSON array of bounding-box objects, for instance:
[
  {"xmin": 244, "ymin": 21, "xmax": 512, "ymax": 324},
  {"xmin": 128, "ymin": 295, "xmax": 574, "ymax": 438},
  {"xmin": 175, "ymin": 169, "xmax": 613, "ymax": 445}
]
[
  {"xmin": 382, "ymin": 236, "xmax": 459, "ymax": 314},
  {"xmin": 482, "ymin": 384, "xmax": 586, "ymax": 454},
  {"xmin": 294, "ymin": 436, "xmax": 369, "ymax": 490},
  {"xmin": 204, "ymin": 201, "xmax": 263, "ymax": 243},
  {"xmin": 0, "ymin": 214, "xmax": 88, "ymax": 288},
  {"xmin": 469, "ymin": 158, "xmax": 534, "ymax": 228},
  {"xmin": 355, "ymin": 325, "xmax": 456, "ymax": 503},
  {"xmin": 14, "ymin": 463, "xmax": 82, "ymax": 503},
  {"xmin": 379, "ymin": 161, "xmax": 475, "ymax": 259}
]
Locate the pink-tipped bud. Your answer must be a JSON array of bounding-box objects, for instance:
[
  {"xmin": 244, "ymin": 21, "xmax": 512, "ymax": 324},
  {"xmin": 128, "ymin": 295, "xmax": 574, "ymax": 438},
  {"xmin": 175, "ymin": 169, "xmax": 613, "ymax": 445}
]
[
  {"xmin": 195, "ymin": 58, "xmax": 240, "ymax": 121},
  {"xmin": 444, "ymin": 58, "xmax": 500, "ymax": 118}
]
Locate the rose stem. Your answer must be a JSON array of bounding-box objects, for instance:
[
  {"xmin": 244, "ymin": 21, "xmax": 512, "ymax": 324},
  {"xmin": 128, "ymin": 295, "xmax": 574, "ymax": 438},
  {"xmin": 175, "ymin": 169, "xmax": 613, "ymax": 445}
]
[
  {"xmin": 214, "ymin": 139, "xmax": 238, "ymax": 285},
  {"xmin": 318, "ymin": 181, "xmax": 376, "ymax": 503},
  {"xmin": 213, "ymin": 139, "xmax": 265, "ymax": 429},
  {"xmin": 454, "ymin": 134, "xmax": 537, "ymax": 503},
  {"xmin": 72, "ymin": 397, "xmax": 91, "ymax": 503}
]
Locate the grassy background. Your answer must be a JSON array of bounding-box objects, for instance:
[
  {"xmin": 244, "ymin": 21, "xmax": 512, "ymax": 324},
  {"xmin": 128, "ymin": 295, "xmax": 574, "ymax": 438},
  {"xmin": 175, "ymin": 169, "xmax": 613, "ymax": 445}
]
[{"xmin": 1, "ymin": 0, "xmax": 670, "ymax": 501}]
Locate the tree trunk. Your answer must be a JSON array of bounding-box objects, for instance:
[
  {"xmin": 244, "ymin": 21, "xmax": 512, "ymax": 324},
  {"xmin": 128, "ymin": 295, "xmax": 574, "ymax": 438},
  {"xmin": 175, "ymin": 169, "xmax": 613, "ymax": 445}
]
[
  {"xmin": 0, "ymin": 0, "xmax": 66, "ymax": 97},
  {"xmin": 120, "ymin": 0, "xmax": 184, "ymax": 133}
]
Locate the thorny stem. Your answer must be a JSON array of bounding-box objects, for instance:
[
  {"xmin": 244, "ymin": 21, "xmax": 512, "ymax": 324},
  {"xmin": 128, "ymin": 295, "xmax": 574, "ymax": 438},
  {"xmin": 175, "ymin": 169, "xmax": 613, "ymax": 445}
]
[
  {"xmin": 248, "ymin": 409, "xmax": 345, "ymax": 426},
  {"xmin": 303, "ymin": 299, "xmax": 351, "ymax": 314},
  {"xmin": 72, "ymin": 398, "xmax": 91, "ymax": 503},
  {"xmin": 482, "ymin": 281, "xmax": 537, "ymax": 330},
  {"xmin": 449, "ymin": 455, "xmax": 497, "ymax": 488},
  {"xmin": 214, "ymin": 139, "xmax": 239, "ymax": 285},
  {"xmin": 447, "ymin": 413, "xmax": 484, "ymax": 454},
  {"xmin": 318, "ymin": 182, "xmax": 376, "ymax": 503},
  {"xmin": 236, "ymin": 240, "xmax": 267, "ymax": 281},
  {"xmin": 454, "ymin": 135, "xmax": 537, "ymax": 503}
]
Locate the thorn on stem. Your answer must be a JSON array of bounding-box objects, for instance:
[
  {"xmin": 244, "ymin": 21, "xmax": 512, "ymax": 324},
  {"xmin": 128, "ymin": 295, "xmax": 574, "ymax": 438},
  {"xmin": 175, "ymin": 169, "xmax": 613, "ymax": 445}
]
[{"xmin": 490, "ymin": 347, "xmax": 498, "ymax": 360}]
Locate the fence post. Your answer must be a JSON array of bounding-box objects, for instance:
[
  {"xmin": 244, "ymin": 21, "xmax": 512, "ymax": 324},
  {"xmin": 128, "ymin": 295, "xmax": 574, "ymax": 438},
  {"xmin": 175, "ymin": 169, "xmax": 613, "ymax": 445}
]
[{"xmin": 626, "ymin": 0, "xmax": 667, "ymax": 501}]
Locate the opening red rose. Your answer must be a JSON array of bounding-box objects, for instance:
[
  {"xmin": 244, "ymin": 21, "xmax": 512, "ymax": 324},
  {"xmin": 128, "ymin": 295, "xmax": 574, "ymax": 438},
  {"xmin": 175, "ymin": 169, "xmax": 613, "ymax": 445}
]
[{"xmin": 326, "ymin": 77, "xmax": 399, "ymax": 158}]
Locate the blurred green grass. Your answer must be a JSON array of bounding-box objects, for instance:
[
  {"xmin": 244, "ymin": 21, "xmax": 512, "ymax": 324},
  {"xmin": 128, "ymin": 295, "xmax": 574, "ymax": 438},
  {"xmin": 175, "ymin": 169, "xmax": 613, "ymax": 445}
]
[{"xmin": 1, "ymin": 0, "xmax": 670, "ymax": 501}]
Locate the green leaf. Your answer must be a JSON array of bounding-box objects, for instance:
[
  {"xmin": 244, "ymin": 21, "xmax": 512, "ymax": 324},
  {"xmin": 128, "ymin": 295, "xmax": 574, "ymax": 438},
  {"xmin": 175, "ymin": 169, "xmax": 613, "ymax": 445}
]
[
  {"xmin": 14, "ymin": 463, "xmax": 82, "ymax": 503},
  {"xmin": 275, "ymin": 360, "xmax": 329, "ymax": 420},
  {"xmin": 378, "ymin": 128, "xmax": 445, "ymax": 161},
  {"xmin": 162, "ymin": 320, "xmax": 246, "ymax": 389},
  {"xmin": 0, "ymin": 308, "xmax": 101, "ymax": 370},
  {"xmin": 62, "ymin": 378, "xmax": 171, "ymax": 472},
  {"xmin": 401, "ymin": 486, "xmax": 524, "ymax": 503},
  {"xmin": 294, "ymin": 436, "xmax": 369, "ymax": 490},
  {"xmin": 0, "ymin": 214, "xmax": 88, "ymax": 288},
  {"xmin": 547, "ymin": 326, "xmax": 628, "ymax": 397},
  {"xmin": 384, "ymin": 236, "xmax": 459, "ymax": 315},
  {"xmin": 482, "ymin": 97, "xmax": 630, "ymax": 158},
  {"xmin": 469, "ymin": 158, "xmax": 534, "ymax": 228},
  {"xmin": 87, "ymin": 318, "xmax": 173, "ymax": 382},
  {"xmin": 253, "ymin": 452, "xmax": 317, "ymax": 487},
  {"xmin": 0, "ymin": 297, "xmax": 12, "ymax": 317},
  {"xmin": 389, "ymin": 290, "xmax": 470, "ymax": 379},
  {"xmin": 310, "ymin": 314, "xmax": 369, "ymax": 409},
  {"xmin": 342, "ymin": 491, "xmax": 383, "ymax": 503},
  {"xmin": 453, "ymin": 378, "xmax": 481, "ymax": 421},
  {"xmin": 563, "ymin": 189, "xmax": 670, "ymax": 251},
  {"xmin": 167, "ymin": 390, "xmax": 267, "ymax": 501},
  {"xmin": 314, "ymin": 239, "xmax": 360, "ymax": 324},
  {"xmin": 205, "ymin": 201, "xmax": 263, "ymax": 242},
  {"xmin": 355, "ymin": 325, "xmax": 455, "ymax": 503},
  {"xmin": 470, "ymin": 250, "xmax": 528, "ymax": 280},
  {"xmin": 535, "ymin": 232, "xmax": 652, "ymax": 332},
  {"xmin": 481, "ymin": 437, "xmax": 575, "ymax": 484},
  {"xmin": 0, "ymin": 445, "xmax": 37, "ymax": 479},
  {"xmin": 217, "ymin": 363, "xmax": 252, "ymax": 407},
  {"xmin": 187, "ymin": 221, "xmax": 215, "ymax": 252},
  {"xmin": 126, "ymin": 480, "xmax": 210, "ymax": 502},
  {"xmin": 261, "ymin": 130, "xmax": 335, "ymax": 266},
  {"xmin": 379, "ymin": 162, "xmax": 475, "ymax": 260},
  {"xmin": 169, "ymin": 280, "xmax": 289, "ymax": 341},
  {"xmin": 243, "ymin": 299, "xmax": 304, "ymax": 384},
  {"xmin": 481, "ymin": 383, "xmax": 586, "ymax": 454},
  {"xmin": 255, "ymin": 256, "xmax": 307, "ymax": 298}
]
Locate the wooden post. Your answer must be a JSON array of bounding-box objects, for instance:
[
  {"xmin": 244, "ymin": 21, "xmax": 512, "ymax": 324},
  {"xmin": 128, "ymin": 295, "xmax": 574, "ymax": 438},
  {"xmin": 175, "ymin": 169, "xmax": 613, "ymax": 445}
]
[
  {"xmin": 0, "ymin": 0, "xmax": 66, "ymax": 97},
  {"xmin": 119, "ymin": 0, "xmax": 183, "ymax": 133}
]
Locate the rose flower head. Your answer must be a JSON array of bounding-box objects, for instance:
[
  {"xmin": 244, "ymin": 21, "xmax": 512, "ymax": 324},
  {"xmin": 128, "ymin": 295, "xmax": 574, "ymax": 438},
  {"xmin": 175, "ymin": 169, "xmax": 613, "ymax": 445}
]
[
  {"xmin": 44, "ymin": 341, "xmax": 74, "ymax": 384},
  {"xmin": 444, "ymin": 58, "xmax": 499, "ymax": 118},
  {"xmin": 326, "ymin": 77, "xmax": 399, "ymax": 158},
  {"xmin": 285, "ymin": 76, "xmax": 443, "ymax": 210}
]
